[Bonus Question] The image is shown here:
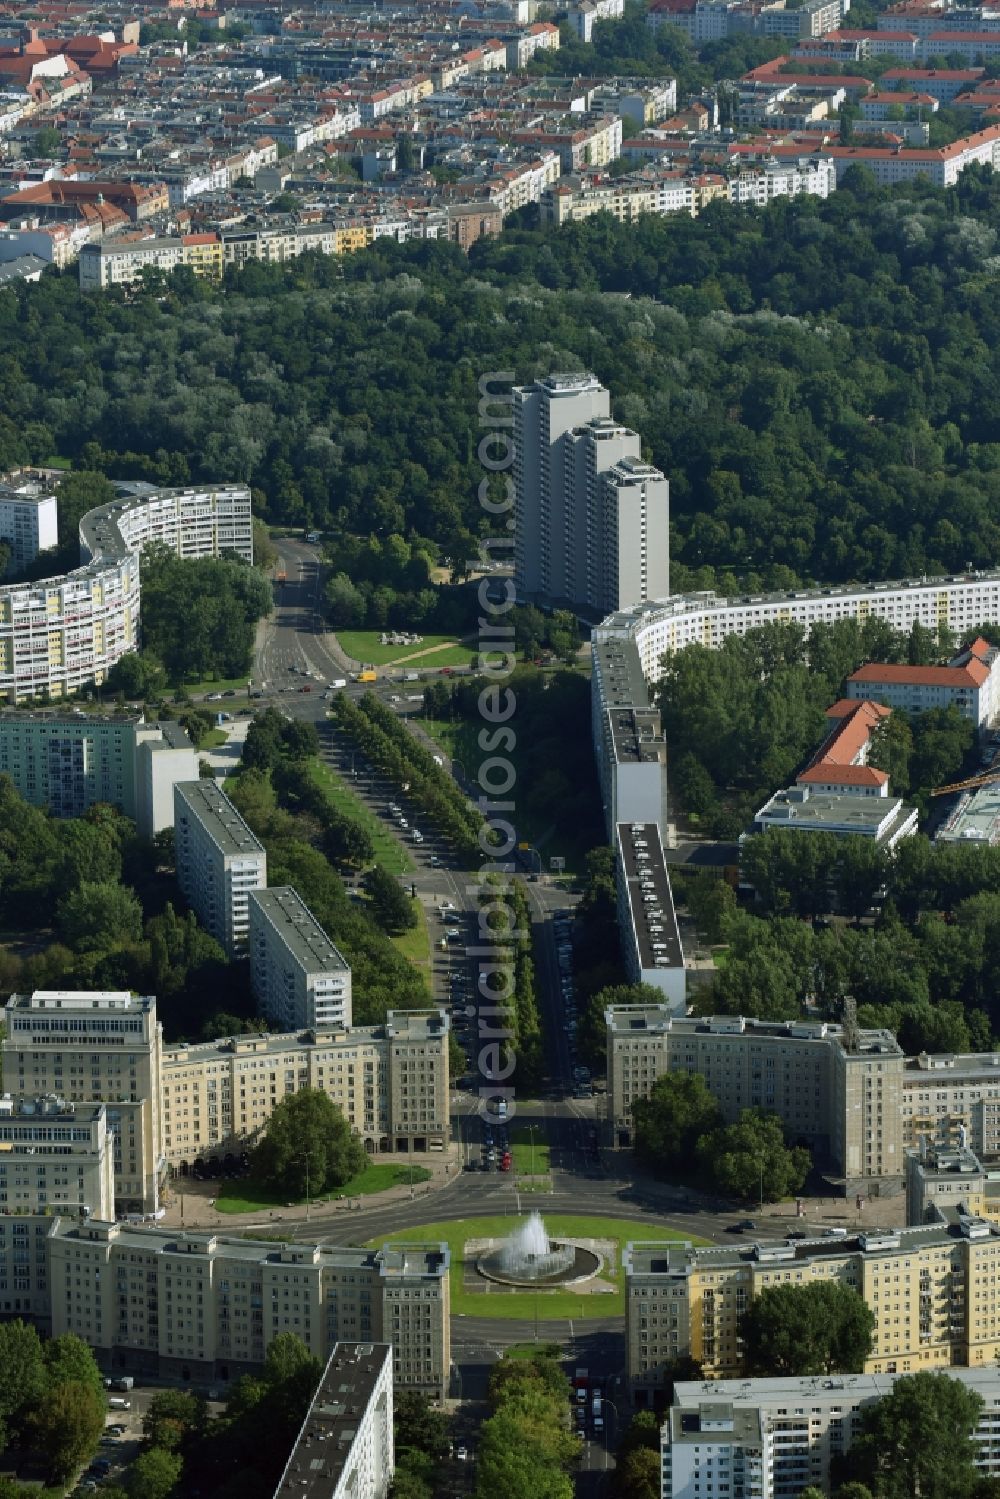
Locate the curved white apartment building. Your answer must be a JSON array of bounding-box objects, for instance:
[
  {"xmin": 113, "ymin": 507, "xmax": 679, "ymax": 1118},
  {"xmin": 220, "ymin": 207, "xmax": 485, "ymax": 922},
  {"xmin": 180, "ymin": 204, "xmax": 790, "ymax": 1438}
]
[
  {"xmin": 592, "ymin": 570, "xmax": 1000, "ymax": 838},
  {"xmin": 595, "ymin": 570, "xmax": 1000, "ymax": 683},
  {"xmin": 0, "ymin": 482, "xmax": 252, "ymax": 703}
]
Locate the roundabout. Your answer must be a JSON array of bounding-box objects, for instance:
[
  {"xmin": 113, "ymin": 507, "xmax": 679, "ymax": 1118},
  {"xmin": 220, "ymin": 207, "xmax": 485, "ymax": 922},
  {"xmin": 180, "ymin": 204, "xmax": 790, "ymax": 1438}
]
[{"xmin": 369, "ymin": 1212, "xmax": 703, "ymax": 1321}]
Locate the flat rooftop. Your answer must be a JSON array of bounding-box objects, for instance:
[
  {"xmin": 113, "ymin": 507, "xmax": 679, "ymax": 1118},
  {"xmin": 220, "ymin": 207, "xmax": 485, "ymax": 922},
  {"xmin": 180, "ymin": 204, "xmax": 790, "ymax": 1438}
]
[
  {"xmin": 174, "ymin": 780, "xmax": 266, "ymax": 860},
  {"xmin": 672, "ymin": 1368, "xmax": 1000, "ymax": 1410},
  {"xmin": 274, "ymin": 1343, "xmax": 391, "ymax": 1499},
  {"xmin": 594, "ymin": 636, "xmax": 650, "ymax": 712},
  {"xmin": 669, "ymin": 1404, "xmax": 763, "ymax": 1447},
  {"xmin": 48, "ymin": 1219, "xmax": 451, "ymax": 1277},
  {"xmin": 5, "ymin": 990, "xmax": 154, "ymax": 1013},
  {"xmin": 0, "ymin": 484, "xmax": 53, "ymax": 507},
  {"xmin": 906, "ymin": 1050, "xmax": 1000, "ymax": 1081},
  {"xmin": 753, "ymin": 786, "xmax": 914, "ymax": 836},
  {"xmin": 608, "ymin": 707, "xmax": 666, "ymax": 766},
  {"xmin": 617, "ymin": 821, "xmax": 683, "ymax": 971},
  {"xmin": 162, "ymin": 1009, "xmax": 448, "ymax": 1067},
  {"xmin": 0, "ymin": 710, "xmax": 143, "ymax": 728},
  {"xmin": 626, "ymin": 1218, "xmax": 1000, "ymax": 1277},
  {"xmin": 606, "ymin": 1002, "xmax": 673, "ymax": 1036},
  {"xmin": 595, "ymin": 568, "xmax": 1000, "ymax": 635},
  {"xmin": 250, "ymin": 887, "xmax": 350, "ymax": 974},
  {"xmin": 935, "ymin": 780, "xmax": 1000, "ymax": 846}
]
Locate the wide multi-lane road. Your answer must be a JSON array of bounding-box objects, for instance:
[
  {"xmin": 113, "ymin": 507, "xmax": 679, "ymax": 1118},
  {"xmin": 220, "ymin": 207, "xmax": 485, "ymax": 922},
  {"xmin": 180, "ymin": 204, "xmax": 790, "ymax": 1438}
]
[{"xmin": 239, "ymin": 534, "xmax": 846, "ymax": 1488}]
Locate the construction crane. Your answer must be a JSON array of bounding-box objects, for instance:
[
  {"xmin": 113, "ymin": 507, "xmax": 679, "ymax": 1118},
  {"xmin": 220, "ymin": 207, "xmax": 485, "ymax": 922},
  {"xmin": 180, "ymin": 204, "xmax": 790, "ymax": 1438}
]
[{"xmin": 931, "ymin": 768, "xmax": 1000, "ymax": 798}]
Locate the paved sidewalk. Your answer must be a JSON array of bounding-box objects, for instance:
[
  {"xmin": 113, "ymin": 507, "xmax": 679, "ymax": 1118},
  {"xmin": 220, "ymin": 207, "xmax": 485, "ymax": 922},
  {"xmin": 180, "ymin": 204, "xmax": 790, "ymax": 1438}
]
[{"xmin": 160, "ymin": 1149, "xmax": 462, "ymax": 1233}]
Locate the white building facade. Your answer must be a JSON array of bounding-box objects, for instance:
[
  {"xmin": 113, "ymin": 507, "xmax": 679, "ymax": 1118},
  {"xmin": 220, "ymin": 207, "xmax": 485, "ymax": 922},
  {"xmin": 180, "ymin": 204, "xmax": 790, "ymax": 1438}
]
[
  {"xmin": 248, "ymin": 886, "xmax": 353, "ymax": 1031},
  {"xmin": 173, "ymin": 782, "xmax": 267, "ymax": 957}
]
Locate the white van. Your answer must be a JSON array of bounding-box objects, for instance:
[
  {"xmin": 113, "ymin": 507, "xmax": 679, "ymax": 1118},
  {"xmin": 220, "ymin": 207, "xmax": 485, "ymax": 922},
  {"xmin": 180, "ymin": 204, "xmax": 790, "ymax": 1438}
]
[{"xmin": 108, "ymin": 1397, "xmax": 131, "ymax": 1410}]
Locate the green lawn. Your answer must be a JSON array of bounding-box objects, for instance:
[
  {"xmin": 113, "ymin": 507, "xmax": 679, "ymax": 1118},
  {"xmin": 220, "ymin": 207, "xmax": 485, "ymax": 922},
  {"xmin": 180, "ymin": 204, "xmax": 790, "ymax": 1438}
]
[
  {"xmin": 390, "ymin": 896, "xmax": 432, "ymax": 970},
  {"xmin": 374, "ymin": 1215, "xmax": 702, "ymax": 1320},
  {"xmin": 511, "ymin": 1128, "xmax": 552, "ymax": 1177},
  {"xmin": 306, "ymin": 757, "xmax": 413, "ymax": 874},
  {"xmin": 336, "ymin": 630, "xmax": 479, "ymax": 669},
  {"xmin": 505, "ymin": 1343, "xmax": 563, "ymax": 1361},
  {"xmin": 216, "ymin": 1162, "xmax": 433, "ymax": 1215},
  {"xmin": 197, "ymin": 728, "xmax": 228, "ymax": 749}
]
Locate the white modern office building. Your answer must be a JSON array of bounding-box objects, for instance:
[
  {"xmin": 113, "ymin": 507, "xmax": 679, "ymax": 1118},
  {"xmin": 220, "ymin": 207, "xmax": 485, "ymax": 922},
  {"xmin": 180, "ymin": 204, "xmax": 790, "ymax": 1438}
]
[
  {"xmin": 0, "ymin": 481, "xmax": 251, "ymax": 704},
  {"xmin": 173, "ymin": 781, "xmax": 267, "ymax": 957},
  {"xmin": 248, "ymin": 886, "xmax": 353, "ymax": 1031}
]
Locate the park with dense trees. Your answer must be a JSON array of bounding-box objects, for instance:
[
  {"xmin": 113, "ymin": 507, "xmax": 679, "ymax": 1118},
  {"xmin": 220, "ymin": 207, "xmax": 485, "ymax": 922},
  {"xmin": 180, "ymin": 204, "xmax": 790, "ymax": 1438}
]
[{"xmin": 4, "ymin": 164, "xmax": 1000, "ymax": 603}]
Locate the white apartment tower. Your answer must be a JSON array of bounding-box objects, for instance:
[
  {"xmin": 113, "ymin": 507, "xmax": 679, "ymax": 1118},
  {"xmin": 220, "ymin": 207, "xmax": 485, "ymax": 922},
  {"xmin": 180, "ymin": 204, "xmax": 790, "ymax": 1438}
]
[
  {"xmin": 513, "ymin": 375, "xmax": 669, "ymax": 613},
  {"xmin": 173, "ymin": 781, "xmax": 267, "ymax": 957},
  {"xmin": 0, "ymin": 477, "xmax": 58, "ymax": 572},
  {"xmin": 598, "ymin": 457, "xmax": 670, "ymax": 614},
  {"xmin": 248, "ymin": 886, "xmax": 352, "ymax": 1032},
  {"xmin": 513, "ymin": 373, "xmax": 609, "ymax": 601},
  {"xmin": 2, "ymin": 991, "xmax": 162, "ymax": 1215}
]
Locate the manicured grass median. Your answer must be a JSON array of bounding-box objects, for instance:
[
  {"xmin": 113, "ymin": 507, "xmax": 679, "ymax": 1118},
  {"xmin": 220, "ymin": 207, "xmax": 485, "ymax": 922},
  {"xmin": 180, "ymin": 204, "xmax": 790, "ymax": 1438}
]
[
  {"xmin": 511, "ymin": 1128, "xmax": 551, "ymax": 1176},
  {"xmin": 390, "ymin": 896, "xmax": 432, "ymax": 971},
  {"xmin": 374, "ymin": 1215, "xmax": 702, "ymax": 1320},
  {"xmin": 336, "ymin": 630, "xmax": 478, "ymax": 669},
  {"xmin": 306, "ymin": 757, "xmax": 413, "ymax": 874},
  {"xmin": 216, "ymin": 1162, "xmax": 433, "ymax": 1215}
]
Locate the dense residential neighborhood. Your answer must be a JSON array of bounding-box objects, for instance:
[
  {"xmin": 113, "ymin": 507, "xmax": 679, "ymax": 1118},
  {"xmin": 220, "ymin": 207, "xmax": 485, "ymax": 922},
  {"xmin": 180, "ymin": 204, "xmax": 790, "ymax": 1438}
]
[{"xmin": 2, "ymin": 0, "xmax": 1000, "ymax": 1491}]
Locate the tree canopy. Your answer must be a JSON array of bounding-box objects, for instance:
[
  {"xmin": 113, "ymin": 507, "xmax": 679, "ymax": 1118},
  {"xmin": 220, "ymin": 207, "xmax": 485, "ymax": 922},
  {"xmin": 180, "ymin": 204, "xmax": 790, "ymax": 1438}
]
[
  {"xmin": 251, "ymin": 1087, "xmax": 367, "ymax": 1198},
  {"xmin": 698, "ymin": 1108, "xmax": 811, "ymax": 1202},
  {"xmin": 842, "ymin": 1371, "xmax": 984, "ymax": 1499},
  {"xmin": 740, "ymin": 1281, "xmax": 876, "ymax": 1377}
]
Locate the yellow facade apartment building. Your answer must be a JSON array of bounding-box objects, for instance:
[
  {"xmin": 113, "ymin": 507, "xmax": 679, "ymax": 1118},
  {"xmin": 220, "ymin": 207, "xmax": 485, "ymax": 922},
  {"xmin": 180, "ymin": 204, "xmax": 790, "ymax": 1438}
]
[{"xmin": 626, "ymin": 1216, "xmax": 1000, "ymax": 1405}]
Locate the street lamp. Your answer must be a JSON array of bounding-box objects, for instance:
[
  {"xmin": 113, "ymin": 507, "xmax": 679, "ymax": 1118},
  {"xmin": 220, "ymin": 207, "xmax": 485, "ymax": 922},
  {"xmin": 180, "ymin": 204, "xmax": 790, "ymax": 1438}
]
[
  {"xmin": 292, "ymin": 1151, "xmax": 317, "ymax": 1223},
  {"xmin": 602, "ymin": 1397, "xmax": 620, "ymax": 1473},
  {"xmin": 527, "ymin": 1123, "xmax": 537, "ymax": 1178}
]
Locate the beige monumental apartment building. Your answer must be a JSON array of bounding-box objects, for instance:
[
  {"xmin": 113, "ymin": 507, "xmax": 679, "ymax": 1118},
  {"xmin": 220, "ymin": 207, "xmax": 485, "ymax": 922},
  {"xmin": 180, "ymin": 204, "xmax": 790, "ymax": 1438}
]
[
  {"xmin": 3, "ymin": 991, "xmax": 163, "ymax": 1216},
  {"xmin": 606, "ymin": 1009, "xmax": 904, "ymax": 1190},
  {"xmin": 41, "ymin": 1218, "xmax": 450, "ymax": 1395},
  {"xmin": 1, "ymin": 993, "xmax": 450, "ymax": 1220},
  {"xmin": 0, "ymin": 1093, "xmax": 115, "ymax": 1221},
  {"xmin": 625, "ymin": 1213, "xmax": 1000, "ymax": 1403},
  {"xmin": 160, "ymin": 1009, "xmax": 450, "ymax": 1168},
  {"xmin": 606, "ymin": 1008, "xmax": 1000, "ymax": 1193}
]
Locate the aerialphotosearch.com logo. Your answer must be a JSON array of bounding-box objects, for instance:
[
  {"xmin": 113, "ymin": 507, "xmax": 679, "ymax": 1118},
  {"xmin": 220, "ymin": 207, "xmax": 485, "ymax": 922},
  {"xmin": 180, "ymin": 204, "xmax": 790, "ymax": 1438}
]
[{"xmin": 468, "ymin": 370, "xmax": 520, "ymax": 1126}]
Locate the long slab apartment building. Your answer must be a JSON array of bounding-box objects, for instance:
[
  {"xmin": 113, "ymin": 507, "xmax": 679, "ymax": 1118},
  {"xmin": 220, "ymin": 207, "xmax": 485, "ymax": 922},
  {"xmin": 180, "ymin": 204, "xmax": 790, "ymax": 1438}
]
[
  {"xmin": 0, "ymin": 1215, "xmax": 450, "ymax": 1396},
  {"xmin": 661, "ymin": 1366, "xmax": 1000, "ymax": 1499},
  {"xmin": 0, "ymin": 709, "xmax": 199, "ymax": 836},
  {"xmin": 607, "ymin": 1004, "xmax": 1000, "ymax": 1193},
  {"xmin": 2, "ymin": 990, "xmax": 450, "ymax": 1219},
  {"xmin": 625, "ymin": 1212, "xmax": 1000, "ymax": 1404}
]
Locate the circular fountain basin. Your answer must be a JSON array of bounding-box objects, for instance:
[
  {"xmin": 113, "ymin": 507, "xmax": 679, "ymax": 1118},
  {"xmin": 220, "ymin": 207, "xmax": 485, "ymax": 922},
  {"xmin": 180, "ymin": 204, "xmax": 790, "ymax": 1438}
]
[
  {"xmin": 475, "ymin": 1210, "xmax": 602, "ymax": 1287},
  {"xmin": 477, "ymin": 1242, "xmax": 602, "ymax": 1287}
]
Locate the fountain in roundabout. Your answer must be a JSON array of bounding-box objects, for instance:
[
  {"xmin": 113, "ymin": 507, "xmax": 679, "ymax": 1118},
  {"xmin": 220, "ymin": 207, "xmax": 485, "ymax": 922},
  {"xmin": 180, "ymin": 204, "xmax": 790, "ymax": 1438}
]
[{"xmin": 476, "ymin": 1210, "xmax": 602, "ymax": 1288}]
